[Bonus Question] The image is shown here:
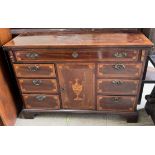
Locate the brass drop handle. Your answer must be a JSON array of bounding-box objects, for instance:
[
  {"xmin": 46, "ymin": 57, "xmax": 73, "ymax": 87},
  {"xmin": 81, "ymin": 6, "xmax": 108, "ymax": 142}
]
[
  {"xmin": 72, "ymin": 51, "xmax": 79, "ymax": 58},
  {"xmin": 112, "ymin": 97, "xmax": 121, "ymax": 103},
  {"xmin": 36, "ymin": 95, "xmax": 46, "ymax": 101},
  {"xmin": 113, "ymin": 64, "xmax": 125, "ymax": 71},
  {"xmin": 112, "ymin": 80, "xmax": 123, "ymax": 86},
  {"xmin": 28, "ymin": 65, "xmax": 40, "ymax": 72},
  {"xmin": 26, "ymin": 52, "xmax": 39, "ymax": 59},
  {"xmin": 32, "ymin": 79, "xmax": 42, "ymax": 86},
  {"xmin": 113, "ymin": 52, "xmax": 127, "ymax": 58}
]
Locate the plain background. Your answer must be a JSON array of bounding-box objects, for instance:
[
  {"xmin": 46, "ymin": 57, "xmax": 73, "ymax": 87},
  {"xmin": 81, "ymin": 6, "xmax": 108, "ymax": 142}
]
[{"xmin": 0, "ymin": 0, "xmax": 155, "ymax": 155}]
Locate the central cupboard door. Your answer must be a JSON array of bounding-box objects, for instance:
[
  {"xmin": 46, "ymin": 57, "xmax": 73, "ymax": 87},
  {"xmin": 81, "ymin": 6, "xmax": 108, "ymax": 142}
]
[{"xmin": 57, "ymin": 63, "xmax": 95, "ymax": 110}]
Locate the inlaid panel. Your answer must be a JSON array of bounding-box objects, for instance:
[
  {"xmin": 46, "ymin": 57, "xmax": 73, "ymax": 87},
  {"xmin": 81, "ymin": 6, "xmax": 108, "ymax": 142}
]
[
  {"xmin": 97, "ymin": 95, "xmax": 136, "ymax": 112},
  {"xmin": 18, "ymin": 79, "xmax": 58, "ymax": 94},
  {"xmin": 23, "ymin": 94, "xmax": 60, "ymax": 109},
  {"xmin": 13, "ymin": 64, "xmax": 56, "ymax": 78},
  {"xmin": 97, "ymin": 79, "xmax": 139, "ymax": 95},
  {"xmin": 57, "ymin": 63, "xmax": 95, "ymax": 110},
  {"xmin": 13, "ymin": 48, "xmax": 140, "ymax": 62},
  {"xmin": 97, "ymin": 63, "xmax": 142, "ymax": 78}
]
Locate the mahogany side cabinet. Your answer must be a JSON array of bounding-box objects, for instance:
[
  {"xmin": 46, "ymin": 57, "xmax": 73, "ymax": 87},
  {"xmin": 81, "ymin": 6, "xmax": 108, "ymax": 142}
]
[{"xmin": 3, "ymin": 31, "xmax": 153, "ymax": 123}]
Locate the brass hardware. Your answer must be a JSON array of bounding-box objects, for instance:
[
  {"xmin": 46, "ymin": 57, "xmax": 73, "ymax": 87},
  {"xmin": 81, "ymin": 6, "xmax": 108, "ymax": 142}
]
[
  {"xmin": 113, "ymin": 52, "xmax": 127, "ymax": 58},
  {"xmin": 26, "ymin": 52, "xmax": 39, "ymax": 59},
  {"xmin": 32, "ymin": 79, "xmax": 42, "ymax": 86},
  {"xmin": 72, "ymin": 51, "xmax": 79, "ymax": 58},
  {"xmin": 36, "ymin": 95, "xmax": 46, "ymax": 101},
  {"xmin": 112, "ymin": 97, "xmax": 121, "ymax": 103},
  {"xmin": 28, "ymin": 65, "xmax": 40, "ymax": 72},
  {"xmin": 112, "ymin": 80, "xmax": 123, "ymax": 86},
  {"xmin": 113, "ymin": 64, "xmax": 125, "ymax": 71}
]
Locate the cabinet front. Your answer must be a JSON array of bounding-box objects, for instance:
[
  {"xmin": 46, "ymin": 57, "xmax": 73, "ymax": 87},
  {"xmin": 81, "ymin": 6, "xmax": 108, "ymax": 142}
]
[{"xmin": 57, "ymin": 63, "xmax": 95, "ymax": 110}]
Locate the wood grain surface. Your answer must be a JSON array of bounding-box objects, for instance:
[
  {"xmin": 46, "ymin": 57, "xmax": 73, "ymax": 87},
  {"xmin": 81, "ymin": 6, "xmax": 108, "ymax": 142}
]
[{"xmin": 4, "ymin": 32, "xmax": 153, "ymax": 48}]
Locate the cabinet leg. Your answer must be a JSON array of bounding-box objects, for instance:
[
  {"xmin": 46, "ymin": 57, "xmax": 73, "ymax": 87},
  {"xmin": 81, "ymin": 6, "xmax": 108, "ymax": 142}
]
[
  {"xmin": 19, "ymin": 111, "xmax": 36, "ymax": 119},
  {"xmin": 126, "ymin": 112, "xmax": 138, "ymax": 123}
]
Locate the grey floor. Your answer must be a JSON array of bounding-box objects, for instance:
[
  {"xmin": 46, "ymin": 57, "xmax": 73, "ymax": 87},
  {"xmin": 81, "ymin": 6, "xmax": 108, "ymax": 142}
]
[
  {"xmin": 15, "ymin": 63, "xmax": 155, "ymax": 126},
  {"xmin": 15, "ymin": 109, "xmax": 154, "ymax": 126}
]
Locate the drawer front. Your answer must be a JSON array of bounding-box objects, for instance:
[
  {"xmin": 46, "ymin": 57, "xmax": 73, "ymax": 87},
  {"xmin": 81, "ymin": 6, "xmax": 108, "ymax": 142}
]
[
  {"xmin": 18, "ymin": 79, "xmax": 58, "ymax": 93},
  {"xmin": 14, "ymin": 48, "xmax": 139, "ymax": 62},
  {"xmin": 97, "ymin": 63, "xmax": 142, "ymax": 78},
  {"xmin": 97, "ymin": 96, "xmax": 136, "ymax": 112},
  {"xmin": 23, "ymin": 94, "xmax": 60, "ymax": 109},
  {"xmin": 13, "ymin": 64, "xmax": 56, "ymax": 78},
  {"xmin": 97, "ymin": 79, "xmax": 139, "ymax": 95}
]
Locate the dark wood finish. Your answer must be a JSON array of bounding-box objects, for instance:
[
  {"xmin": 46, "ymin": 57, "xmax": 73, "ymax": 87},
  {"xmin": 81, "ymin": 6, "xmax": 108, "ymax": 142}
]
[
  {"xmin": 3, "ymin": 30, "xmax": 153, "ymax": 123},
  {"xmin": 57, "ymin": 63, "xmax": 95, "ymax": 110},
  {"xmin": 97, "ymin": 79, "xmax": 139, "ymax": 95},
  {"xmin": 0, "ymin": 29, "xmax": 17, "ymax": 126},
  {"xmin": 22, "ymin": 94, "xmax": 60, "ymax": 109},
  {"xmin": 13, "ymin": 48, "xmax": 140, "ymax": 62},
  {"xmin": 97, "ymin": 63, "xmax": 142, "ymax": 78},
  {"xmin": 18, "ymin": 79, "xmax": 58, "ymax": 94},
  {"xmin": 13, "ymin": 64, "xmax": 56, "ymax": 78},
  {"xmin": 126, "ymin": 111, "xmax": 138, "ymax": 123},
  {"xmin": 97, "ymin": 96, "xmax": 136, "ymax": 112}
]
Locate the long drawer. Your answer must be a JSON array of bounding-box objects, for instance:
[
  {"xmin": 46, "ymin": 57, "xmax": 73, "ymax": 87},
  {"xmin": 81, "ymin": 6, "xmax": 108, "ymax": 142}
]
[
  {"xmin": 18, "ymin": 79, "xmax": 58, "ymax": 93},
  {"xmin": 97, "ymin": 63, "xmax": 142, "ymax": 78},
  {"xmin": 22, "ymin": 94, "xmax": 60, "ymax": 109},
  {"xmin": 97, "ymin": 79, "xmax": 139, "ymax": 95},
  {"xmin": 97, "ymin": 95, "xmax": 136, "ymax": 112},
  {"xmin": 13, "ymin": 64, "xmax": 56, "ymax": 78},
  {"xmin": 14, "ymin": 48, "xmax": 140, "ymax": 62}
]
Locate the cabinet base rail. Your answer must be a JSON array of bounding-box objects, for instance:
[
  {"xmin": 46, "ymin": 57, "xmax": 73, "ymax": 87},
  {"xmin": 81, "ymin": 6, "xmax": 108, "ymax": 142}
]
[{"xmin": 19, "ymin": 109, "xmax": 138, "ymax": 123}]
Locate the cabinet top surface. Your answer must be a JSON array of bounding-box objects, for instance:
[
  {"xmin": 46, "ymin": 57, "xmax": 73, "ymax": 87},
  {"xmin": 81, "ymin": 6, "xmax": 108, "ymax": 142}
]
[{"xmin": 4, "ymin": 32, "xmax": 153, "ymax": 48}]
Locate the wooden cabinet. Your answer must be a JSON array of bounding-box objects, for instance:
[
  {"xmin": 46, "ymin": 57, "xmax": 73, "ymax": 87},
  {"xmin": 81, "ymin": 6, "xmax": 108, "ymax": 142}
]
[
  {"xmin": 3, "ymin": 31, "xmax": 153, "ymax": 122},
  {"xmin": 57, "ymin": 63, "xmax": 95, "ymax": 110}
]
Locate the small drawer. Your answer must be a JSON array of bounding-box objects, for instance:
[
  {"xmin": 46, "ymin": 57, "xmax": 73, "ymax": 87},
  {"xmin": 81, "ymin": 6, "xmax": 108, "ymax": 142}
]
[
  {"xmin": 14, "ymin": 48, "xmax": 140, "ymax": 62},
  {"xmin": 97, "ymin": 95, "xmax": 136, "ymax": 112},
  {"xmin": 18, "ymin": 79, "xmax": 58, "ymax": 93},
  {"xmin": 13, "ymin": 64, "xmax": 56, "ymax": 78},
  {"xmin": 22, "ymin": 94, "xmax": 60, "ymax": 109},
  {"xmin": 97, "ymin": 79, "xmax": 139, "ymax": 95},
  {"xmin": 97, "ymin": 63, "xmax": 142, "ymax": 78}
]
